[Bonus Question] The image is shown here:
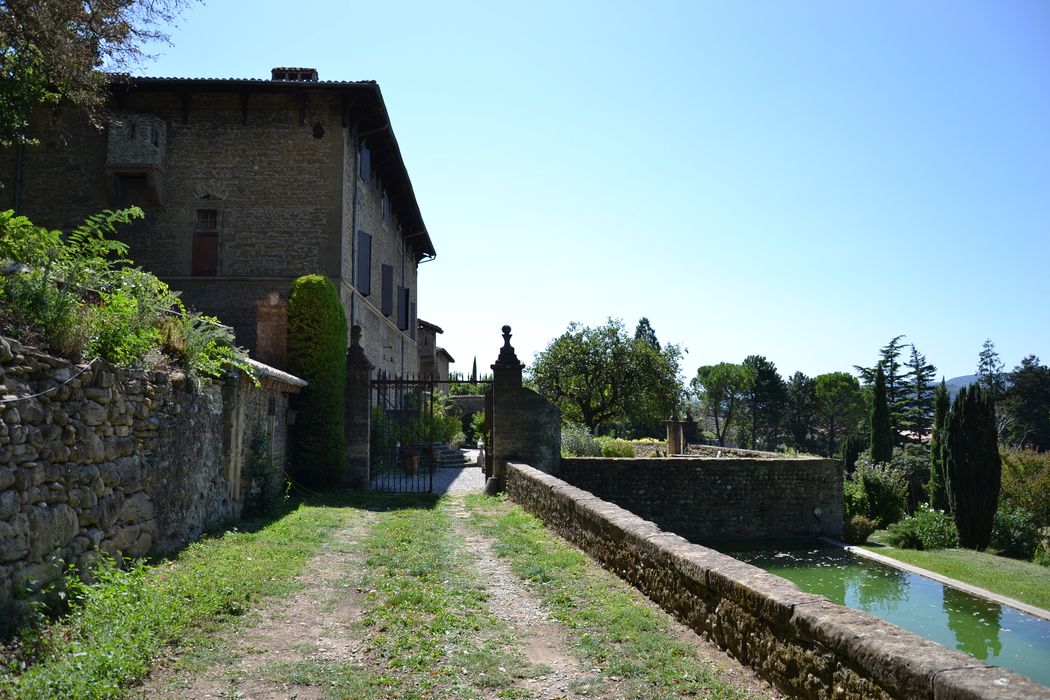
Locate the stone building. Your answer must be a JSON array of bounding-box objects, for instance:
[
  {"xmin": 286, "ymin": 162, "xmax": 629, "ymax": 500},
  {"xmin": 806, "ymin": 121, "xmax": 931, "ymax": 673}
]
[
  {"xmin": 0, "ymin": 68, "xmax": 435, "ymax": 378},
  {"xmin": 417, "ymin": 319, "xmax": 455, "ymax": 381}
]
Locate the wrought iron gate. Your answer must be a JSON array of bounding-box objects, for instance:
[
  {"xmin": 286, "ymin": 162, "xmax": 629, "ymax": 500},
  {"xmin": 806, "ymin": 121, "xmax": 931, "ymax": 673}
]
[{"xmin": 369, "ymin": 377, "xmax": 436, "ymax": 492}]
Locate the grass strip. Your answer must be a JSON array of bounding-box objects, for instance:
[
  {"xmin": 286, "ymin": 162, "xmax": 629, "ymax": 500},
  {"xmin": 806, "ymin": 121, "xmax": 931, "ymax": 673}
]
[
  {"xmin": 859, "ymin": 546, "xmax": 1050, "ymax": 611},
  {"xmin": 1, "ymin": 498, "xmax": 353, "ymax": 699},
  {"xmin": 465, "ymin": 494, "xmax": 760, "ymax": 700},
  {"xmin": 355, "ymin": 494, "xmax": 533, "ymax": 699}
]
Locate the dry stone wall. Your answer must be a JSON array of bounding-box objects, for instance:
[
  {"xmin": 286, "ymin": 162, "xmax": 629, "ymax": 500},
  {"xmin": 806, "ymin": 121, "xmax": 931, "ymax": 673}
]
[
  {"xmin": 0, "ymin": 336, "xmax": 295, "ymax": 612},
  {"xmin": 559, "ymin": 456, "xmax": 844, "ymax": 540},
  {"xmin": 506, "ymin": 462, "xmax": 1049, "ymax": 699}
]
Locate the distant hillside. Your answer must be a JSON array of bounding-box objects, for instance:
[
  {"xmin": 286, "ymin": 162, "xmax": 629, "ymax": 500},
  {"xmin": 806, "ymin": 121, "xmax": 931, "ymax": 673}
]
[{"xmin": 945, "ymin": 374, "xmax": 978, "ymax": 398}]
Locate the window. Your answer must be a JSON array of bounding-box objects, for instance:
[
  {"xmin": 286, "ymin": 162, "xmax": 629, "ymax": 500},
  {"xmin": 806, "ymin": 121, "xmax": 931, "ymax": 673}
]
[
  {"xmin": 409, "ymin": 302, "xmax": 417, "ymax": 340},
  {"xmin": 381, "ymin": 264, "xmax": 393, "ymax": 316},
  {"xmin": 115, "ymin": 174, "xmax": 149, "ymax": 207},
  {"xmin": 359, "ymin": 143, "xmax": 371, "ymax": 183},
  {"xmin": 397, "ymin": 286, "xmax": 410, "ymax": 331},
  {"xmin": 192, "ymin": 209, "xmax": 218, "ymax": 276},
  {"xmin": 356, "ymin": 230, "xmax": 372, "ymax": 295}
]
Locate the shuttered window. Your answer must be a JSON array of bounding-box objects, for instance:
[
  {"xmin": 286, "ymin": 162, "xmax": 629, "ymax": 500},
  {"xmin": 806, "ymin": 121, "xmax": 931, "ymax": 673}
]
[
  {"xmin": 359, "ymin": 143, "xmax": 371, "ymax": 183},
  {"xmin": 397, "ymin": 286, "xmax": 410, "ymax": 331},
  {"xmin": 381, "ymin": 264, "xmax": 393, "ymax": 316},
  {"xmin": 356, "ymin": 230, "xmax": 372, "ymax": 295}
]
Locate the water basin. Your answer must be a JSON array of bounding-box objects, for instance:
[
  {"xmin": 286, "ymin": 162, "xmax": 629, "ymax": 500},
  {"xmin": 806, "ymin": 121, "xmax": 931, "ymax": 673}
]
[{"xmin": 719, "ymin": 542, "xmax": 1050, "ymax": 687}]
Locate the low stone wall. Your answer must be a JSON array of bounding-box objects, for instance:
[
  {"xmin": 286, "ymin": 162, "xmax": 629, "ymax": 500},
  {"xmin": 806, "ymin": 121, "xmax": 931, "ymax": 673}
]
[
  {"xmin": 507, "ymin": 462, "xmax": 1049, "ymax": 699},
  {"xmin": 0, "ymin": 336, "xmax": 300, "ymax": 611},
  {"xmin": 559, "ymin": 456, "xmax": 843, "ymax": 540}
]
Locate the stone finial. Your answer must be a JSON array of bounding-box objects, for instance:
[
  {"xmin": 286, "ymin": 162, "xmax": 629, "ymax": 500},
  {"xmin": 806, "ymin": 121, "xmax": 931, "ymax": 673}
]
[
  {"xmin": 493, "ymin": 325, "xmax": 523, "ymax": 369},
  {"xmin": 347, "ymin": 324, "xmax": 370, "ymax": 365}
]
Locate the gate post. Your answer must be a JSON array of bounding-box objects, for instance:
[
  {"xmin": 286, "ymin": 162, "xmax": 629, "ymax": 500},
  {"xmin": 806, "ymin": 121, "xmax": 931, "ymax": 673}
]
[
  {"xmin": 489, "ymin": 325, "xmax": 561, "ymax": 494},
  {"xmin": 345, "ymin": 324, "xmax": 372, "ymax": 489}
]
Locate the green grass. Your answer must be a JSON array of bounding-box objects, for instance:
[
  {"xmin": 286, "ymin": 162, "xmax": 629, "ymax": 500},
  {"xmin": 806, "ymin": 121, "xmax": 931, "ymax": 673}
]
[
  {"xmin": 860, "ymin": 545, "xmax": 1050, "ymax": 611},
  {"xmin": 0, "ymin": 498, "xmax": 355, "ymax": 699},
  {"xmin": 465, "ymin": 494, "xmax": 760, "ymax": 700},
  {"xmin": 353, "ymin": 494, "xmax": 535, "ymax": 699},
  {"xmin": 262, "ymin": 659, "xmax": 392, "ymax": 699}
]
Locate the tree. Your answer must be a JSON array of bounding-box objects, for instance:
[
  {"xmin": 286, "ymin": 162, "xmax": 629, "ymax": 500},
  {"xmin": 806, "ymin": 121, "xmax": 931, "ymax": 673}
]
[
  {"xmin": 0, "ymin": 0, "xmax": 191, "ymax": 144},
  {"xmin": 739, "ymin": 355, "xmax": 786, "ymax": 450},
  {"xmin": 855, "ymin": 335, "xmax": 909, "ymax": 440},
  {"xmin": 1002, "ymin": 355, "xmax": 1050, "ymax": 451},
  {"xmin": 531, "ymin": 319, "xmax": 683, "ymax": 436},
  {"xmin": 813, "ymin": 372, "xmax": 865, "ymax": 458},
  {"xmin": 976, "ymin": 339, "xmax": 1007, "ymax": 402},
  {"xmin": 927, "ymin": 379, "xmax": 951, "ymax": 511},
  {"xmin": 869, "ymin": 365, "xmax": 893, "ymax": 464},
  {"xmin": 944, "ymin": 384, "xmax": 1001, "ymax": 550},
  {"xmin": 692, "ymin": 363, "xmax": 753, "ymax": 447},
  {"xmin": 634, "ymin": 317, "xmax": 660, "ymax": 351},
  {"xmin": 900, "ymin": 344, "xmax": 936, "ymax": 441},
  {"xmin": 286, "ymin": 274, "xmax": 347, "ymax": 489},
  {"xmin": 785, "ymin": 371, "xmax": 817, "ymax": 452}
]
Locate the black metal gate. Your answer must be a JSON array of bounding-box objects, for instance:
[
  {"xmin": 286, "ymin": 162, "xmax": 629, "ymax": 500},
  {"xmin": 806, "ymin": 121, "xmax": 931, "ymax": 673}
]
[{"xmin": 370, "ymin": 376, "xmax": 436, "ymax": 493}]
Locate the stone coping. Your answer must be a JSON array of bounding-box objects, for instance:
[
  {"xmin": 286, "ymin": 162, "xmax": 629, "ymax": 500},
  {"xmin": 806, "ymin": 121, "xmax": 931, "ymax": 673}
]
[
  {"xmin": 823, "ymin": 538, "xmax": 1050, "ymax": 623},
  {"xmin": 506, "ymin": 461, "xmax": 1050, "ymax": 699}
]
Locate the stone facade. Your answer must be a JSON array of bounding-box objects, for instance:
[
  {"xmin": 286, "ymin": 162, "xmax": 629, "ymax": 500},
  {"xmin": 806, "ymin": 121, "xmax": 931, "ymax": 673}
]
[
  {"xmin": 0, "ymin": 69, "xmax": 436, "ymax": 379},
  {"xmin": 417, "ymin": 319, "xmax": 454, "ymax": 381},
  {"xmin": 559, "ymin": 456, "xmax": 844, "ymax": 541},
  {"xmin": 0, "ymin": 336, "xmax": 303, "ymax": 613},
  {"xmin": 506, "ymin": 462, "xmax": 1049, "ymax": 700}
]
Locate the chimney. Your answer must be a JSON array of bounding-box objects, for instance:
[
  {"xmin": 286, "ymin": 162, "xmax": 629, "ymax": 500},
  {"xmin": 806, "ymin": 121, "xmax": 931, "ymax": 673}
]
[{"xmin": 271, "ymin": 67, "xmax": 319, "ymax": 82}]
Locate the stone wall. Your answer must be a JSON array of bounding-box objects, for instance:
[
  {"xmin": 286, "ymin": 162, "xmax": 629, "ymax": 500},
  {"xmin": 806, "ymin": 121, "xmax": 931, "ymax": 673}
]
[
  {"xmin": 559, "ymin": 456, "xmax": 843, "ymax": 540},
  {"xmin": 0, "ymin": 336, "xmax": 301, "ymax": 611},
  {"xmin": 506, "ymin": 462, "xmax": 1049, "ymax": 699}
]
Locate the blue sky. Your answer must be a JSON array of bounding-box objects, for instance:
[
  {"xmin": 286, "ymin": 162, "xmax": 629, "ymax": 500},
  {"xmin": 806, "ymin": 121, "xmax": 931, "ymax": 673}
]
[{"xmin": 141, "ymin": 0, "xmax": 1050, "ymax": 382}]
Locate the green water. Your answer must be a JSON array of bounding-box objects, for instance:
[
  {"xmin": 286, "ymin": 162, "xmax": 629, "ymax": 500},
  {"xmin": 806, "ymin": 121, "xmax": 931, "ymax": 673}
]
[{"xmin": 724, "ymin": 544, "xmax": 1050, "ymax": 687}]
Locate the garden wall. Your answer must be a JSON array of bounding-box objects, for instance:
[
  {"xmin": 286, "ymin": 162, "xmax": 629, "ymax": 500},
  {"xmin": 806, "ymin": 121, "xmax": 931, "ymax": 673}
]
[
  {"xmin": 506, "ymin": 462, "xmax": 1048, "ymax": 699},
  {"xmin": 559, "ymin": 456, "xmax": 844, "ymax": 541},
  {"xmin": 0, "ymin": 336, "xmax": 302, "ymax": 610}
]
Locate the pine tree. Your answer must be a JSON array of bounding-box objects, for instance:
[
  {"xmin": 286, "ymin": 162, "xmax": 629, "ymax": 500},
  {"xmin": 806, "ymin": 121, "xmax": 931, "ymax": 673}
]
[
  {"xmin": 901, "ymin": 344, "xmax": 937, "ymax": 441},
  {"xmin": 976, "ymin": 339, "xmax": 1006, "ymax": 402},
  {"xmin": 927, "ymin": 379, "xmax": 950, "ymax": 511},
  {"xmin": 869, "ymin": 365, "xmax": 893, "ymax": 464},
  {"xmin": 944, "ymin": 385, "xmax": 1001, "ymax": 550},
  {"xmin": 855, "ymin": 335, "xmax": 908, "ymax": 440}
]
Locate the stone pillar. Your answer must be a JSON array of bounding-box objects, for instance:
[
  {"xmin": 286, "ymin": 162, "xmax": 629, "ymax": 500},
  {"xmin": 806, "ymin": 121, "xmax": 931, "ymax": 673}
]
[
  {"xmin": 345, "ymin": 325, "xmax": 372, "ymax": 489},
  {"xmin": 665, "ymin": 417, "xmax": 684, "ymax": 456},
  {"xmin": 489, "ymin": 325, "xmax": 561, "ymax": 494},
  {"xmin": 255, "ymin": 292, "xmax": 288, "ymax": 369}
]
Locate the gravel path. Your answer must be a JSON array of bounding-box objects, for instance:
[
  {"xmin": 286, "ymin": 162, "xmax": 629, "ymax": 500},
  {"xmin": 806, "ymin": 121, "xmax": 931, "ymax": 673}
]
[{"xmin": 432, "ymin": 450, "xmax": 486, "ymax": 494}]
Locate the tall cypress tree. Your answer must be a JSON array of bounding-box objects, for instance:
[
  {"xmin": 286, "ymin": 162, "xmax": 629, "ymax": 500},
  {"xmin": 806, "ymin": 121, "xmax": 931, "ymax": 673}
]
[
  {"xmin": 870, "ymin": 365, "xmax": 893, "ymax": 464},
  {"xmin": 927, "ymin": 379, "xmax": 950, "ymax": 511},
  {"xmin": 944, "ymin": 385, "xmax": 1001, "ymax": 550}
]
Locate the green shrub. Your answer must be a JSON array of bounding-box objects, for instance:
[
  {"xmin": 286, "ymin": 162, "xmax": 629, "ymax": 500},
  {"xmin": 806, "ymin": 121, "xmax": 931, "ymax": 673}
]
[
  {"xmin": 561, "ymin": 423, "xmax": 601, "ymax": 457},
  {"xmin": 1034, "ymin": 540, "xmax": 1050, "ymax": 567},
  {"xmin": 85, "ymin": 290, "xmax": 161, "ymax": 365},
  {"xmin": 286, "ymin": 274, "xmax": 347, "ymax": 489},
  {"xmin": 885, "ymin": 505, "xmax": 958, "ymax": 550},
  {"xmin": 890, "ymin": 444, "xmax": 931, "ymax": 514},
  {"xmin": 844, "ymin": 456, "xmax": 908, "ymax": 527},
  {"xmin": 1000, "ymin": 447, "xmax": 1050, "ymax": 528},
  {"xmin": 990, "ymin": 503, "xmax": 1040, "ymax": 560},
  {"xmin": 0, "ymin": 208, "xmax": 246, "ymax": 378},
  {"xmin": 598, "ymin": 437, "xmax": 635, "ymax": 458},
  {"xmin": 842, "ymin": 515, "xmax": 875, "ymax": 544}
]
